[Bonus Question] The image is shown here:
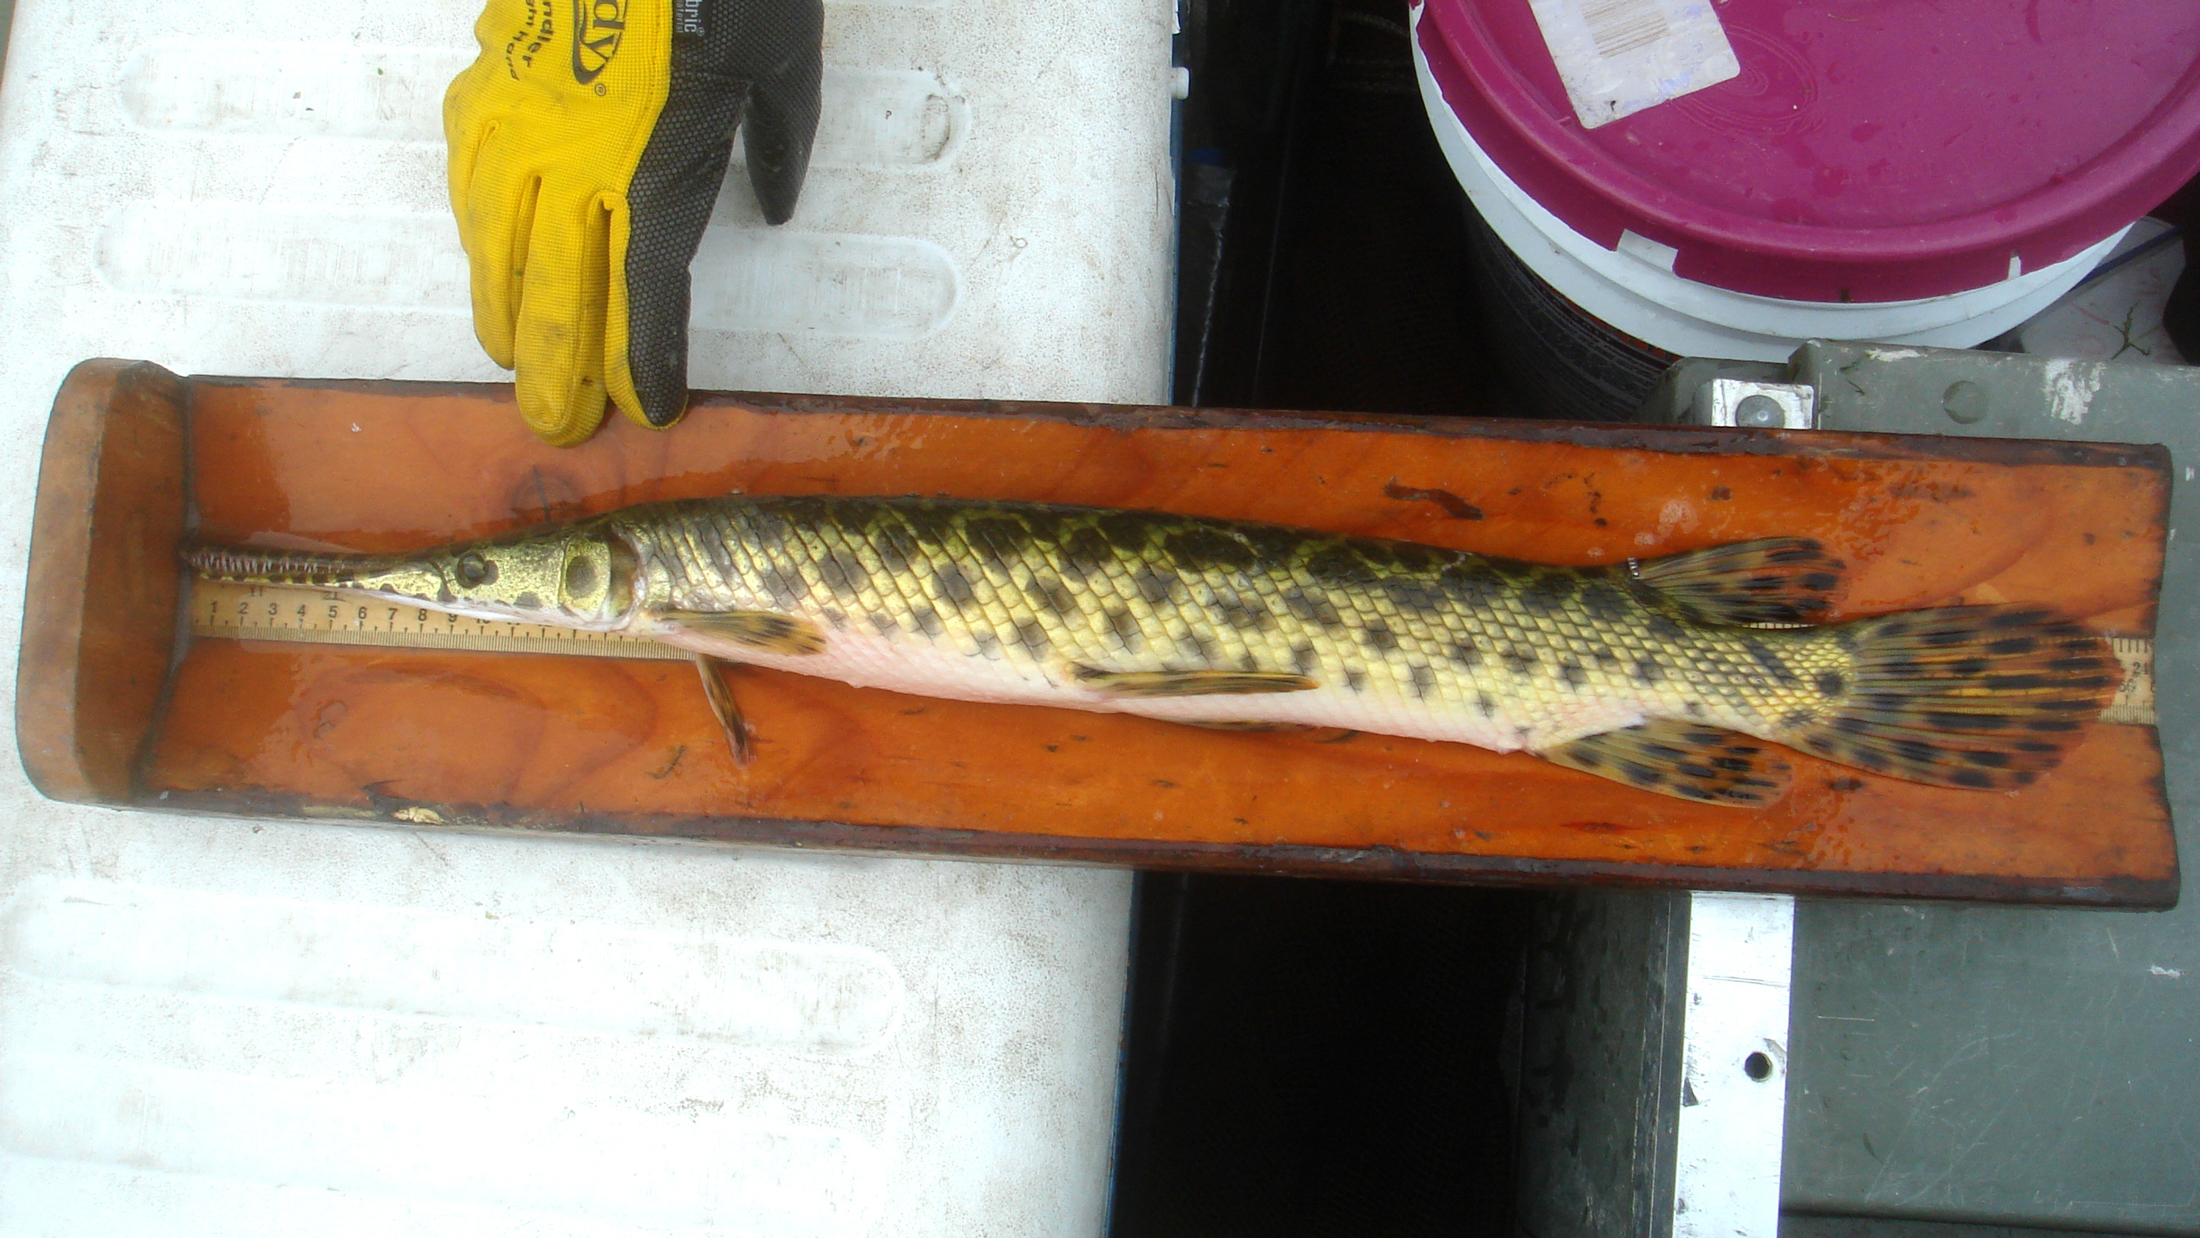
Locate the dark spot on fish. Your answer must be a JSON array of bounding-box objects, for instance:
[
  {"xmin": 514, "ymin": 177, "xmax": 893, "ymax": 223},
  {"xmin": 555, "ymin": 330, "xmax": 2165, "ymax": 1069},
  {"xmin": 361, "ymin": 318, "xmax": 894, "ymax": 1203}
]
[
  {"xmin": 1987, "ymin": 635, "xmax": 2040, "ymax": 656},
  {"xmin": 1799, "ymin": 572, "xmax": 1839, "ymax": 592},
  {"xmin": 1219, "ymin": 596, "xmax": 1271, "ymax": 631},
  {"xmin": 1807, "ymin": 736, "xmax": 1836, "ymax": 754},
  {"xmin": 818, "ymin": 547, "xmax": 869, "ymax": 594},
  {"xmin": 1632, "ymin": 658, "xmax": 1664, "ymax": 685},
  {"xmin": 1831, "ymin": 627, "xmax": 1860, "ymax": 652},
  {"xmin": 869, "ymin": 611, "xmax": 899, "ymax": 635},
  {"xmin": 1438, "ymin": 562, "xmax": 1502, "ymax": 604},
  {"xmin": 962, "ymin": 516, "xmax": 1030, "ymax": 564},
  {"xmin": 1345, "ymin": 668, "xmax": 1368, "ymax": 693},
  {"xmin": 1503, "ymin": 650, "xmax": 1537, "ymax": 676},
  {"xmin": 744, "ymin": 509, "xmax": 794, "ymax": 552},
  {"xmin": 1742, "ymin": 638, "xmax": 1798, "ymax": 685},
  {"xmin": 1518, "ymin": 571, "xmax": 1579, "ymax": 615},
  {"xmin": 1853, "ymin": 747, "xmax": 1892, "ymax": 771},
  {"xmin": 1165, "ymin": 526, "xmax": 1256, "ymax": 571},
  {"xmin": 1180, "ymin": 632, "xmax": 1216, "ymax": 662},
  {"xmin": 1363, "ymin": 621, "xmax": 1398, "ymax": 652},
  {"xmin": 935, "ymin": 565, "xmax": 976, "ymax": 606},
  {"xmin": 1028, "ymin": 577, "xmax": 1076, "ymax": 619},
  {"xmin": 1018, "ymin": 620, "xmax": 1049, "ymax": 656},
  {"xmin": 875, "ymin": 522, "xmax": 919, "ymax": 573},
  {"xmin": 822, "ymin": 609, "xmax": 847, "ymax": 630},
  {"xmin": 1106, "ymin": 607, "xmax": 1141, "ymax": 650},
  {"xmin": 1061, "ymin": 525, "xmax": 1113, "ymax": 575},
  {"xmin": 700, "ymin": 528, "xmax": 737, "ymax": 576},
  {"xmin": 1449, "ymin": 641, "xmax": 1481, "ymax": 669},
  {"xmin": 1476, "ymin": 692, "xmax": 1496, "ymax": 717},
  {"xmin": 1382, "ymin": 578, "xmax": 1444, "ymax": 614},
  {"xmin": 1304, "ymin": 544, "xmax": 1372, "ymax": 584},
  {"xmin": 1621, "ymin": 762, "xmax": 1662, "ymax": 786},
  {"xmin": 1559, "ymin": 661, "xmax": 1586, "ymax": 688},
  {"xmin": 1135, "ymin": 567, "xmax": 1181, "ymax": 605},
  {"xmin": 1573, "ymin": 747, "xmax": 1603, "ymax": 768},
  {"xmin": 1950, "ymin": 769, "xmax": 1994, "ymax": 789},
  {"xmin": 1577, "ymin": 580, "xmax": 1630, "ymax": 624},
  {"xmin": 761, "ymin": 567, "xmax": 805, "ymax": 608},
  {"xmin": 973, "ymin": 630, "xmax": 1001, "ymax": 659},
  {"xmin": 1410, "ymin": 664, "xmax": 1437, "ymax": 698},
  {"xmin": 1292, "ymin": 643, "xmax": 1319, "ymax": 676},
  {"xmin": 1645, "ymin": 612, "xmax": 1686, "ymax": 641},
  {"xmin": 1781, "ymin": 709, "xmax": 1813, "ymax": 729},
  {"xmin": 1987, "ymin": 674, "xmax": 2045, "ymax": 692},
  {"xmin": 899, "ymin": 503, "xmax": 959, "ymax": 547},
  {"xmin": 911, "ymin": 605, "xmax": 944, "ymax": 638},
  {"xmin": 1683, "ymin": 701, "xmax": 1705, "ymax": 718},
  {"xmin": 513, "ymin": 591, "xmax": 540, "ymax": 610},
  {"xmin": 1816, "ymin": 671, "xmax": 1845, "ymax": 696}
]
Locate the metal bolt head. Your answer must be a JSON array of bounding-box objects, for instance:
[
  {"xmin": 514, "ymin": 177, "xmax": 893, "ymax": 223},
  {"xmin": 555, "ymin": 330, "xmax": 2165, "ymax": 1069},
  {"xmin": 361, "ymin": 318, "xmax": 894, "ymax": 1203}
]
[{"xmin": 1734, "ymin": 394, "xmax": 1785, "ymax": 428}]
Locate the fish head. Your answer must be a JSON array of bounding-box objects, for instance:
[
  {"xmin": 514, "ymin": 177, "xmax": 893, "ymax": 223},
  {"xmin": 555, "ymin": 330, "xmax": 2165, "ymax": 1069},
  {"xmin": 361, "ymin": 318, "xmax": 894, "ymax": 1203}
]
[
  {"xmin": 188, "ymin": 521, "xmax": 638, "ymax": 631},
  {"xmin": 401, "ymin": 523, "xmax": 638, "ymax": 629}
]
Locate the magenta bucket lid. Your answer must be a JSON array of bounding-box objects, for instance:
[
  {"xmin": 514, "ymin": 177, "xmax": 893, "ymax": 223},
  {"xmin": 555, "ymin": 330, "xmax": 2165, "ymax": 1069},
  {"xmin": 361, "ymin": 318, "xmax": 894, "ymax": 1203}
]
[{"xmin": 1417, "ymin": 0, "xmax": 2200, "ymax": 304}]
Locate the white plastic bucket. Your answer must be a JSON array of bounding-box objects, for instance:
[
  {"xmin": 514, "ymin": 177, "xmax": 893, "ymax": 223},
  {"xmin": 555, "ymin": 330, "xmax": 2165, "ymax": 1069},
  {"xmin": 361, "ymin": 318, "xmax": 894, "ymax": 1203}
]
[{"xmin": 1408, "ymin": 3, "xmax": 2128, "ymax": 363}]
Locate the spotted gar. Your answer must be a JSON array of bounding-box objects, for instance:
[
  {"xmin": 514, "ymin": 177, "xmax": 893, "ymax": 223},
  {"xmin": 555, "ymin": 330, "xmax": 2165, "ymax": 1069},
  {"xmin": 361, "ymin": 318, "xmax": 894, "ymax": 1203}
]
[{"xmin": 186, "ymin": 495, "xmax": 2116, "ymax": 805}]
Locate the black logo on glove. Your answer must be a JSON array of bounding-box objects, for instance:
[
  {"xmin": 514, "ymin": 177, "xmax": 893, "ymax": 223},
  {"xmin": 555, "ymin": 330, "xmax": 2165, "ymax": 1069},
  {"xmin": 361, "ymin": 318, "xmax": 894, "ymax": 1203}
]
[{"xmin": 571, "ymin": 0, "xmax": 627, "ymax": 85}]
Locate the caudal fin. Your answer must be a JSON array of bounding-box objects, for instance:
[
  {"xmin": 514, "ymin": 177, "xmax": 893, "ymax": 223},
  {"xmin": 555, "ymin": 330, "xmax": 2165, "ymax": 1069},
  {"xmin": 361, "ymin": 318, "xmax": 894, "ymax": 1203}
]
[{"xmin": 1785, "ymin": 607, "xmax": 2117, "ymax": 789}]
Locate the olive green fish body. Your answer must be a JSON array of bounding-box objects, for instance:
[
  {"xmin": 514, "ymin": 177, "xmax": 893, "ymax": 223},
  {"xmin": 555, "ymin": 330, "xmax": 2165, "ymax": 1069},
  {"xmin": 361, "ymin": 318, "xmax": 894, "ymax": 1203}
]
[{"xmin": 189, "ymin": 495, "xmax": 2117, "ymax": 804}]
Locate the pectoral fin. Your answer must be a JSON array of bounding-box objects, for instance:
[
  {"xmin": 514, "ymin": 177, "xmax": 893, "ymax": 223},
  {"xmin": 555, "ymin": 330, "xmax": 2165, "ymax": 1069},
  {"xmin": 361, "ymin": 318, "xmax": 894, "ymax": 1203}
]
[
  {"xmin": 1539, "ymin": 720, "xmax": 1791, "ymax": 806},
  {"xmin": 658, "ymin": 609, "xmax": 826, "ymax": 656},
  {"xmin": 694, "ymin": 655, "xmax": 756, "ymax": 766},
  {"xmin": 1071, "ymin": 666, "xmax": 1318, "ymax": 698}
]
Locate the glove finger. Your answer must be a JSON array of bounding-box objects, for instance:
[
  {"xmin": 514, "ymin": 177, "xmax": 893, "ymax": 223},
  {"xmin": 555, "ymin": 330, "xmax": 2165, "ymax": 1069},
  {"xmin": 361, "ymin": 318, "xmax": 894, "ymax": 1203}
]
[
  {"xmin": 511, "ymin": 190, "xmax": 612, "ymax": 446},
  {"xmin": 458, "ymin": 124, "xmax": 539, "ymax": 371},
  {"xmin": 740, "ymin": 0, "xmax": 824, "ymax": 224},
  {"xmin": 618, "ymin": 94, "xmax": 743, "ymax": 427}
]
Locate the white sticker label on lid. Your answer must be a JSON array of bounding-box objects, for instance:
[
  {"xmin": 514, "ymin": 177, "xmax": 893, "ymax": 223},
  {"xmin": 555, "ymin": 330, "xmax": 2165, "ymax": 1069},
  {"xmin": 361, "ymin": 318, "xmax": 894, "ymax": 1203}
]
[{"xmin": 1526, "ymin": 0, "xmax": 1740, "ymax": 129}]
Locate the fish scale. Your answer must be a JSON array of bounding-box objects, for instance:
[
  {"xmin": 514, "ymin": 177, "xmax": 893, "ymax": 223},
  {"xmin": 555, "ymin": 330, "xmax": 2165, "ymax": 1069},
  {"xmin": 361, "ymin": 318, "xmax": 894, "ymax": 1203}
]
[{"xmin": 186, "ymin": 494, "xmax": 2118, "ymax": 805}]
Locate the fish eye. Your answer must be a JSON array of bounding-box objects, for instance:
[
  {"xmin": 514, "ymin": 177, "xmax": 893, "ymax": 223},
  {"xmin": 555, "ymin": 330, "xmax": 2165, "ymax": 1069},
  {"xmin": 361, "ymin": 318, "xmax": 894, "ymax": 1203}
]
[
  {"xmin": 564, "ymin": 555, "xmax": 597, "ymax": 596},
  {"xmin": 454, "ymin": 551, "xmax": 496, "ymax": 587}
]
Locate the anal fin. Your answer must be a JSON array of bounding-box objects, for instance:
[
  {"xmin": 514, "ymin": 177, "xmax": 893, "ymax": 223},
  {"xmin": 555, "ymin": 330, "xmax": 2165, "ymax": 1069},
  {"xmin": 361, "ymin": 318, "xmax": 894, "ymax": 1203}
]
[
  {"xmin": 1540, "ymin": 720, "xmax": 1791, "ymax": 807},
  {"xmin": 1072, "ymin": 666, "xmax": 1317, "ymax": 698},
  {"xmin": 659, "ymin": 609, "xmax": 826, "ymax": 656},
  {"xmin": 694, "ymin": 654, "xmax": 756, "ymax": 766}
]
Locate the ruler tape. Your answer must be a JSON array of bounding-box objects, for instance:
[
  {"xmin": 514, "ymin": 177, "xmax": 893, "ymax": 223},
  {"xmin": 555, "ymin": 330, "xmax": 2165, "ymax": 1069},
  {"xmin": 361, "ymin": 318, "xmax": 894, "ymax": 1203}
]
[
  {"xmin": 191, "ymin": 580, "xmax": 689, "ymax": 662},
  {"xmin": 190, "ymin": 581, "xmax": 2161, "ymax": 725}
]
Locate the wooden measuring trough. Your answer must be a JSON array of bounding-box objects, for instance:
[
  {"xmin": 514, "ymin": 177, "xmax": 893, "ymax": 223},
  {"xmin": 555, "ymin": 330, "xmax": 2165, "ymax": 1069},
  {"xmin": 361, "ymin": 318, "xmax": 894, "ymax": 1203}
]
[{"xmin": 17, "ymin": 360, "xmax": 2178, "ymax": 905}]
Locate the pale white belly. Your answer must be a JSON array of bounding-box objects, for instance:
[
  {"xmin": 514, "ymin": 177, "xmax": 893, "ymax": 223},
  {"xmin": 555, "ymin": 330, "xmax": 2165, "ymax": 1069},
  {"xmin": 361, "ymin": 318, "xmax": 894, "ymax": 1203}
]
[{"xmin": 644, "ymin": 622, "xmax": 1647, "ymax": 755}]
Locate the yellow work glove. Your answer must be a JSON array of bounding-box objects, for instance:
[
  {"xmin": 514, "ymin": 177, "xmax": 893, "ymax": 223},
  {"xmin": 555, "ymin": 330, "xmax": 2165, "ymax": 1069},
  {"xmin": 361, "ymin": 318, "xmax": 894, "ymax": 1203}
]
[{"xmin": 445, "ymin": 0, "xmax": 823, "ymax": 445}]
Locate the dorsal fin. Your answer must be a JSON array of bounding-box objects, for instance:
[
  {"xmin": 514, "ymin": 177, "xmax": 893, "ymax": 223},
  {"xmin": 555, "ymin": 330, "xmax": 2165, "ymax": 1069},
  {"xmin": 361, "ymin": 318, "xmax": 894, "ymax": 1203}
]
[{"xmin": 1630, "ymin": 537, "xmax": 1844, "ymax": 625}]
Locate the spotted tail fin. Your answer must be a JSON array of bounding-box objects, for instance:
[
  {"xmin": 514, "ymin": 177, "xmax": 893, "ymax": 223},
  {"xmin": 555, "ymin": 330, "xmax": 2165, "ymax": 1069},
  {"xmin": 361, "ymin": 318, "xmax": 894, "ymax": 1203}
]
[{"xmin": 1783, "ymin": 607, "xmax": 2117, "ymax": 789}]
